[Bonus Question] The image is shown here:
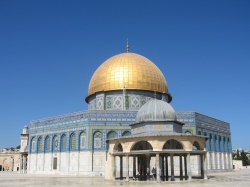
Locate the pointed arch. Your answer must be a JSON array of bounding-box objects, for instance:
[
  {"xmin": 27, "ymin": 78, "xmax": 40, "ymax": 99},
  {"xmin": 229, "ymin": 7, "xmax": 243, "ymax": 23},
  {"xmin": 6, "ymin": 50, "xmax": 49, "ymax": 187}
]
[
  {"xmin": 79, "ymin": 131, "xmax": 86, "ymax": 149},
  {"xmin": 114, "ymin": 143, "xmax": 123, "ymax": 152},
  {"xmin": 52, "ymin": 135, "xmax": 59, "ymax": 152},
  {"xmin": 163, "ymin": 139, "xmax": 183, "ymax": 149},
  {"xmin": 37, "ymin": 136, "xmax": 43, "ymax": 152},
  {"xmin": 107, "ymin": 131, "xmax": 117, "ymax": 139},
  {"xmin": 209, "ymin": 133, "xmax": 213, "ymax": 151},
  {"xmin": 223, "ymin": 137, "xmax": 226, "ymax": 152},
  {"xmin": 106, "ymin": 131, "xmax": 117, "ymax": 151},
  {"xmin": 131, "ymin": 141, "xmax": 153, "ymax": 151},
  {"xmin": 227, "ymin": 137, "xmax": 231, "ymax": 152},
  {"xmin": 70, "ymin": 132, "xmax": 76, "ymax": 150},
  {"xmin": 218, "ymin": 136, "xmax": 222, "ymax": 151},
  {"xmin": 193, "ymin": 141, "xmax": 201, "ymax": 150},
  {"xmin": 45, "ymin": 136, "xmax": 50, "ymax": 151},
  {"xmin": 61, "ymin": 134, "xmax": 67, "ymax": 151},
  {"xmin": 93, "ymin": 131, "xmax": 102, "ymax": 149},
  {"xmin": 31, "ymin": 137, "xmax": 36, "ymax": 152},
  {"xmin": 214, "ymin": 135, "xmax": 217, "ymax": 151}
]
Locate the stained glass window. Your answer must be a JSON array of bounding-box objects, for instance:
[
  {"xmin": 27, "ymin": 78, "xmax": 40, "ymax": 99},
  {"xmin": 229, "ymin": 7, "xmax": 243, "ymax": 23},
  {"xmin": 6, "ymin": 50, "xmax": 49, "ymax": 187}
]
[
  {"xmin": 223, "ymin": 137, "xmax": 226, "ymax": 152},
  {"xmin": 37, "ymin": 137, "xmax": 43, "ymax": 152},
  {"xmin": 122, "ymin": 131, "xmax": 131, "ymax": 137},
  {"xmin": 45, "ymin": 136, "xmax": 50, "ymax": 151},
  {"xmin": 80, "ymin": 131, "xmax": 86, "ymax": 149},
  {"xmin": 53, "ymin": 136, "xmax": 59, "ymax": 151},
  {"xmin": 61, "ymin": 134, "xmax": 67, "ymax": 150},
  {"xmin": 107, "ymin": 131, "xmax": 116, "ymax": 139},
  {"xmin": 31, "ymin": 137, "xmax": 36, "ymax": 152},
  {"xmin": 219, "ymin": 136, "xmax": 221, "ymax": 151},
  {"xmin": 70, "ymin": 133, "xmax": 76, "ymax": 150},
  {"xmin": 214, "ymin": 135, "xmax": 217, "ymax": 151},
  {"xmin": 227, "ymin": 138, "xmax": 230, "ymax": 151},
  {"xmin": 209, "ymin": 134, "xmax": 213, "ymax": 151},
  {"xmin": 94, "ymin": 131, "xmax": 102, "ymax": 149}
]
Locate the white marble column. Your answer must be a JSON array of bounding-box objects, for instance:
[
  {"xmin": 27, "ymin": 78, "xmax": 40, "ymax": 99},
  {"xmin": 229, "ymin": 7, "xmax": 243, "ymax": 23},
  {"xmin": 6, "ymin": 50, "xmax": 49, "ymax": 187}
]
[
  {"xmin": 170, "ymin": 154, "xmax": 175, "ymax": 181},
  {"xmin": 156, "ymin": 153, "xmax": 161, "ymax": 183},
  {"xmin": 112, "ymin": 156, "xmax": 116, "ymax": 180},
  {"xmin": 23, "ymin": 156, "xmax": 26, "ymax": 173},
  {"xmin": 187, "ymin": 153, "xmax": 192, "ymax": 181},
  {"xmin": 19, "ymin": 155, "xmax": 22, "ymax": 173},
  {"xmin": 125, "ymin": 155, "xmax": 129, "ymax": 181},
  {"xmin": 203, "ymin": 154, "xmax": 208, "ymax": 179}
]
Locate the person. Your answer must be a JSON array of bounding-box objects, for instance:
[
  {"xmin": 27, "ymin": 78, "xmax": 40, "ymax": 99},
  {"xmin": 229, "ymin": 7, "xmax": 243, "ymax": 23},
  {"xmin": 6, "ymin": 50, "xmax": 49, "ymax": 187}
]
[{"xmin": 152, "ymin": 167, "xmax": 156, "ymax": 180}]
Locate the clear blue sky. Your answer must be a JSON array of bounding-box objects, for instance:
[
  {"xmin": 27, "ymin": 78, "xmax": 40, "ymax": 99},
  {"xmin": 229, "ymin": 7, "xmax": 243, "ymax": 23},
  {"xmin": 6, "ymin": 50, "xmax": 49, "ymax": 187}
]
[{"xmin": 0, "ymin": 0, "xmax": 249, "ymax": 150}]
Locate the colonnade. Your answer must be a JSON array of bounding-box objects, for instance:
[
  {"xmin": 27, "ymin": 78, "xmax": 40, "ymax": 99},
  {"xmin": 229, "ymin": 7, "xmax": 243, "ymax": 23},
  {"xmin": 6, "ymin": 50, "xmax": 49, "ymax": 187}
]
[
  {"xmin": 112, "ymin": 152, "xmax": 208, "ymax": 182},
  {"xmin": 19, "ymin": 154, "xmax": 28, "ymax": 173}
]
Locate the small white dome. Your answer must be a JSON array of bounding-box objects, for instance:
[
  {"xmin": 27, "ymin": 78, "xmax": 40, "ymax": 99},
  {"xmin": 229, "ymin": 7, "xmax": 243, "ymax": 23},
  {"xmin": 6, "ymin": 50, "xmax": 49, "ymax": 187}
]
[{"xmin": 136, "ymin": 99, "xmax": 176, "ymax": 122}]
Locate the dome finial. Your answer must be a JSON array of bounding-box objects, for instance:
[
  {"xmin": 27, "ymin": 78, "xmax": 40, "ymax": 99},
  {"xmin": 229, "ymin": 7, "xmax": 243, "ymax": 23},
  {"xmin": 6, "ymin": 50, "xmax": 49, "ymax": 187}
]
[{"xmin": 126, "ymin": 39, "xmax": 130, "ymax": 53}]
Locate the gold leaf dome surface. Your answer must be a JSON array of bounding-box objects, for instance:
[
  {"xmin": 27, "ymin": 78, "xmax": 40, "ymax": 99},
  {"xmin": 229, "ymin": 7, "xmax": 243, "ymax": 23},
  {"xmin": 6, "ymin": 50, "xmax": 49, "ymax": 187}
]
[{"xmin": 87, "ymin": 52, "xmax": 168, "ymax": 97}]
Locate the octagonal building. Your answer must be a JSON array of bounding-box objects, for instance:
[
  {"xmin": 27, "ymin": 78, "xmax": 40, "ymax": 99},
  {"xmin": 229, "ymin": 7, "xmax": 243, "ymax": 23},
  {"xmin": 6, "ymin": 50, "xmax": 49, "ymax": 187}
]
[{"xmin": 21, "ymin": 43, "xmax": 232, "ymax": 180}]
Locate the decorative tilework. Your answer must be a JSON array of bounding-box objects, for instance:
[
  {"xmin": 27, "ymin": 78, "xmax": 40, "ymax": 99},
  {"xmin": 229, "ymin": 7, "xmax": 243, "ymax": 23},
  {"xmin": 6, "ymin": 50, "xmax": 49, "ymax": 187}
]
[
  {"xmin": 96, "ymin": 95, "xmax": 104, "ymax": 110},
  {"xmin": 113, "ymin": 96, "xmax": 122, "ymax": 109},
  {"xmin": 131, "ymin": 95, "xmax": 140, "ymax": 109},
  {"xmin": 106, "ymin": 96, "xmax": 112, "ymax": 109}
]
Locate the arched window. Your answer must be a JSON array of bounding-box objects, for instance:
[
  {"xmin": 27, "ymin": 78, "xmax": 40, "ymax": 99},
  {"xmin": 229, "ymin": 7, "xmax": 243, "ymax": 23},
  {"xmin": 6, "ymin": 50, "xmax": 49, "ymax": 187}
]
[
  {"xmin": 37, "ymin": 137, "xmax": 43, "ymax": 152},
  {"xmin": 94, "ymin": 131, "xmax": 102, "ymax": 149},
  {"xmin": 218, "ymin": 136, "xmax": 221, "ymax": 151},
  {"xmin": 122, "ymin": 131, "xmax": 131, "ymax": 137},
  {"xmin": 131, "ymin": 141, "xmax": 153, "ymax": 151},
  {"xmin": 31, "ymin": 137, "xmax": 36, "ymax": 152},
  {"xmin": 193, "ymin": 141, "xmax": 201, "ymax": 150},
  {"xmin": 107, "ymin": 131, "xmax": 117, "ymax": 139},
  {"xmin": 106, "ymin": 131, "xmax": 117, "ymax": 151},
  {"xmin": 209, "ymin": 134, "xmax": 213, "ymax": 151},
  {"xmin": 163, "ymin": 139, "xmax": 183, "ymax": 149},
  {"xmin": 52, "ymin": 135, "xmax": 59, "ymax": 151},
  {"xmin": 79, "ymin": 131, "xmax": 86, "ymax": 149},
  {"xmin": 223, "ymin": 137, "xmax": 226, "ymax": 152},
  {"xmin": 45, "ymin": 136, "xmax": 50, "ymax": 151},
  {"xmin": 61, "ymin": 134, "xmax": 67, "ymax": 150},
  {"xmin": 214, "ymin": 135, "xmax": 217, "ymax": 151},
  {"xmin": 227, "ymin": 138, "xmax": 231, "ymax": 152},
  {"xmin": 70, "ymin": 133, "xmax": 76, "ymax": 150}
]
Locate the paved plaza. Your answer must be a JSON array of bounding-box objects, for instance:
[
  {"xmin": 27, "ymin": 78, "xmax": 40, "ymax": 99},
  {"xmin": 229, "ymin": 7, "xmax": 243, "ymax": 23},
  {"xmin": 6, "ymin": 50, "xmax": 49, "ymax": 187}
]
[{"xmin": 0, "ymin": 169, "xmax": 250, "ymax": 187}]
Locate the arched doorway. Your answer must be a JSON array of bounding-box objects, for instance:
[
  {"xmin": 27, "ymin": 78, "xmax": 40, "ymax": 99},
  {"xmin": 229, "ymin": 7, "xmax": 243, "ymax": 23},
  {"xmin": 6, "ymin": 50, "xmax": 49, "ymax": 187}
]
[{"xmin": 131, "ymin": 141, "xmax": 153, "ymax": 181}]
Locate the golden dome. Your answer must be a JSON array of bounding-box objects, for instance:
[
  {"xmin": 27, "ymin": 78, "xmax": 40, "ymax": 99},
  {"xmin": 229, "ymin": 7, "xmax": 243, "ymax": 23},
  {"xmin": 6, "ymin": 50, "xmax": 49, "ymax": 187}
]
[{"xmin": 87, "ymin": 52, "xmax": 168, "ymax": 98}]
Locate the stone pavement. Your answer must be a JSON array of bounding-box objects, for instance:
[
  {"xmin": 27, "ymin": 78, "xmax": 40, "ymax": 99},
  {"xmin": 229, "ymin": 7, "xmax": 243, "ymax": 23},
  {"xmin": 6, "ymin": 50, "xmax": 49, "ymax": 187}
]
[{"xmin": 0, "ymin": 169, "xmax": 250, "ymax": 187}]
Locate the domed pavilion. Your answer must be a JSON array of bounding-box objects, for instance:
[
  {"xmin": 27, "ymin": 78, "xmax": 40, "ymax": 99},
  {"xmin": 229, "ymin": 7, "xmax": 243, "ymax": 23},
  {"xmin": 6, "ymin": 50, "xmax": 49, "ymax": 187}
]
[{"xmin": 105, "ymin": 98, "xmax": 208, "ymax": 181}]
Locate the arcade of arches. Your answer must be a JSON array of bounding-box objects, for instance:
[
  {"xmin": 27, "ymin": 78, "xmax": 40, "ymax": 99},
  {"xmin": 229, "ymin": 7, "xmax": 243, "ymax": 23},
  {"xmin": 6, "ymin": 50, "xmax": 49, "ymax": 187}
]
[{"xmin": 106, "ymin": 134, "xmax": 208, "ymax": 182}]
